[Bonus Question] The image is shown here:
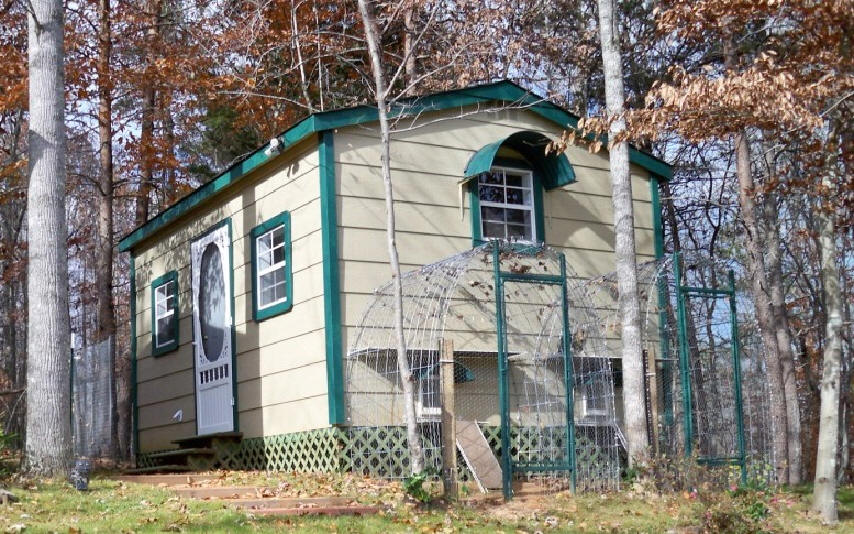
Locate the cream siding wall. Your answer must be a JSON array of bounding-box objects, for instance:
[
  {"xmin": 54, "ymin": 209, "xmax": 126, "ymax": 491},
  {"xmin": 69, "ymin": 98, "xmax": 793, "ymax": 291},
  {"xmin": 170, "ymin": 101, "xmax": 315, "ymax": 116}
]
[
  {"xmin": 334, "ymin": 107, "xmax": 655, "ymax": 352},
  {"xmin": 132, "ymin": 140, "xmax": 329, "ymax": 451}
]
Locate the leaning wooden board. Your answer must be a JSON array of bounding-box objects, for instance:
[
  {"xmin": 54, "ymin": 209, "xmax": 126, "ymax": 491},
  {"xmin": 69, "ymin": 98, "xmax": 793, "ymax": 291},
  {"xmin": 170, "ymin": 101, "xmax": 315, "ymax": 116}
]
[{"xmin": 456, "ymin": 420, "xmax": 502, "ymax": 491}]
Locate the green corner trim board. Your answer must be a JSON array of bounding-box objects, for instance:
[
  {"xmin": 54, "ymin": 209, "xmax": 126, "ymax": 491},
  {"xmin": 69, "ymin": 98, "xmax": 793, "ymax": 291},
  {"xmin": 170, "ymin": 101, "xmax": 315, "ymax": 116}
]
[
  {"xmin": 318, "ymin": 131, "xmax": 345, "ymax": 425},
  {"xmin": 117, "ymin": 79, "xmax": 671, "ymax": 253}
]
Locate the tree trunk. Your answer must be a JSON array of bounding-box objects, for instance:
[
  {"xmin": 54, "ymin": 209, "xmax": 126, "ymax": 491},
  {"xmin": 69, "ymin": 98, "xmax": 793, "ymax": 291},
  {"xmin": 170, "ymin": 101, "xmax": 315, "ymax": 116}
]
[
  {"xmin": 812, "ymin": 120, "xmax": 843, "ymax": 523},
  {"xmin": 596, "ymin": 0, "xmax": 648, "ymax": 463},
  {"xmin": 734, "ymin": 131, "xmax": 789, "ymax": 483},
  {"xmin": 357, "ymin": 0, "xmax": 425, "ymax": 474},
  {"xmin": 25, "ymin": 0, "xmax": 73, "ymax": 476},
  {"xmin": 96, "ymin": 0, "xmax": 119, "ymax": 459},
  {"xmin": 136, "ymin": 0, "xmax": 161, "ymax": 227},
  {"xmin": 762, "ymin": 190, "xmax": 802, "ymax": 483}
]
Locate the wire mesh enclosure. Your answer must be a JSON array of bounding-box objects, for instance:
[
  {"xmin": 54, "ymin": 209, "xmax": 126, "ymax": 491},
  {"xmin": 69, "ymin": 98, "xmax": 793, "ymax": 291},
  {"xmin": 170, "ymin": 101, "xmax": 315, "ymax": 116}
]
[
  {"xmin": 72, "ymin": 337, "xmax": 116, "ymax": 459},
  {"xmin": 626, "ymin": 255, "xmax": 777, "ymax": 485},
  {"xmin": 344, "ymin": 242, "xmax": 622, "ymax": 494}
]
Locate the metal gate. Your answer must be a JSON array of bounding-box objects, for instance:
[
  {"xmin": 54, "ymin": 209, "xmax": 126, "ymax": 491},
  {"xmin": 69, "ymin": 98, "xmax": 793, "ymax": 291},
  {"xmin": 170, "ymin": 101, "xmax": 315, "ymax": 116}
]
[
  {"xmin": 673, "ymin": 253, "xmax": 747, "ymax": 484},
  {"xmin": 493, "ymin": 245, "xmax": 575, "ymax": 499}
]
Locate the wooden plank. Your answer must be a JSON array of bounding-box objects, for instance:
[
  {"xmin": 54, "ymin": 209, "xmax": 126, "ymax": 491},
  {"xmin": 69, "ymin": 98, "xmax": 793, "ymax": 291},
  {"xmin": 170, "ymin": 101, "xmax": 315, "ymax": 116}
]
[{"xmin": 456, "ymin": 420, "xmax": 502, "ymax": 491}]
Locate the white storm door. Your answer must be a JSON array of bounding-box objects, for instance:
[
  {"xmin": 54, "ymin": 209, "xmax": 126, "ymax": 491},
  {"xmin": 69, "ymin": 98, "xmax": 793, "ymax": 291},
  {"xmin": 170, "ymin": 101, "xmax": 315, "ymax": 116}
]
[{"xmin": 191, "ymin": 223, "xmax": 235, "ymax": 435}]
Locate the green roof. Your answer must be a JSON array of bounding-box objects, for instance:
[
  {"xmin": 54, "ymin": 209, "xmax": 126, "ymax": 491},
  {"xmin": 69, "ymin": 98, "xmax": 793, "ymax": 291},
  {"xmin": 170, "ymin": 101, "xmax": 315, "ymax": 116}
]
[{"xmin": 118, "ymin": 80, "xmax": 671, "ymax": 252}]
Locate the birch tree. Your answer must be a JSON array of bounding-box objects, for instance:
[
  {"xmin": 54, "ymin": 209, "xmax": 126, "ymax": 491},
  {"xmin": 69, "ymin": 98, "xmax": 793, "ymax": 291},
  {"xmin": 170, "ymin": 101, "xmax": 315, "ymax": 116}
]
[
  {"xmin": 25, "ymin": 0, "xmax": 72, "ymax": 475},
  {"xmin": 596, "ymin": 0, "xmax": 648, "ymax": 463},
  {"xmin": 356, "ymin": 0, "xmax": 425, "ymax": 474},
  {"xmin": 812, "ymin": 118, "xmax": 844, "ymax": 524}
]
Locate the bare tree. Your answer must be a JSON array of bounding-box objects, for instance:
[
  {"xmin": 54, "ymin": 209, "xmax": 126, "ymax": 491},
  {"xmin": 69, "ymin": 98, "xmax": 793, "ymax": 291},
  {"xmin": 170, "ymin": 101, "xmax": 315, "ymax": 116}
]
[
  {"xmin": 596, "ymin": 0, "xmax": 648, "ymax": 463},
  {"xmin": 812, "ymin": 119, "xmax": 844, "ymax": 524},
  {"xmin": 25, "ymin": 0, "xmax": 72, "ymax": 475},
  {"xmin": 356, "ymin": 0, "xmax": 425, "ymax": 474}
]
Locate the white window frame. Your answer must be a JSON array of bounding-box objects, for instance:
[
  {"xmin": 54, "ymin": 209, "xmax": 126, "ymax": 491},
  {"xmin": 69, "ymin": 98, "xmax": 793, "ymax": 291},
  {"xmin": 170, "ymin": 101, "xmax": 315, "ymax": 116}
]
[
  {"xmin": 154, "ymin": 280, "xmax": 177, "ymax": 349},
  {"xmin": 416, "ymin": 372, "xmax": 442, "ymax": 421},
  {"xmin": 477, "ymin": 165, "xmax": 537, "ymax": 242},
  {"xmin": 255, "ymin": 225, "xmax": 288, "ymax": 312}
]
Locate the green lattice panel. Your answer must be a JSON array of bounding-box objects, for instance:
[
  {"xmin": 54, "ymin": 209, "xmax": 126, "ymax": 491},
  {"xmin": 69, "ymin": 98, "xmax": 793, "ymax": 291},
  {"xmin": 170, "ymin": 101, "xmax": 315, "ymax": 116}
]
[
  {"xmin": 342, "ymin": 426, "xmax": 443, "ymax": 478},
  {"xmin": 227, "ymin": 428, "xmax": 345, "ymax": 472},
  {"xmin": 136, "ymin": 449, "xmax": 172, "ymax": 469}
]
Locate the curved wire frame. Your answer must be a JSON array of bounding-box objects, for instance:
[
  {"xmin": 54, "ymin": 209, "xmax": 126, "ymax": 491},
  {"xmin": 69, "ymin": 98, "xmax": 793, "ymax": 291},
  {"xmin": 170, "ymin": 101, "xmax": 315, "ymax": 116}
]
[{"xmin": 344, "ymin": 242, "xmax": 621, "ymax": 491}]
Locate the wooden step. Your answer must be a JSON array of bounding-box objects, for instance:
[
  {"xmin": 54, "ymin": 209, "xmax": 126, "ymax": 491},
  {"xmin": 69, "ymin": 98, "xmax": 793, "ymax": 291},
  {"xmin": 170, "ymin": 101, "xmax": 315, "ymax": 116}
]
[
  {"xmin": 172, "ymin": 432, "xmax": 242, "ymax": 449},
  {"xmin": 148, "ymin": 448, "xmax": 215, "ymax": 460},
  {"xmin": 124, "ymin": 465, "xmax": 196, "ymax": 475},
  {"xmin": 113, "ymin": 474, "xmax": 218, "ymax": 486},
  {"xmin": 227, "ymin": 497, "xmax": 354, "ymax": 509},
  {"xmin": 246, "ymin": 505, "xmax": 381, "ymax": 517},
  {"xmin": 173, "ymin": 486, "xmax": 277, "ymax": 499}
]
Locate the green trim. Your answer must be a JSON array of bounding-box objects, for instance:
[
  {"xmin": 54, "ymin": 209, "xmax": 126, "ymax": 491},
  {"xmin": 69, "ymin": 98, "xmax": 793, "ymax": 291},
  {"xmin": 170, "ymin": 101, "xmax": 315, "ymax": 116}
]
[
  {"xmin": 559, "ymin": 252, "xmax": 577, "ymax": 492},
  {"xmin": 493, "ymin": 244, "xmax": 512, "ymax": 500},
  {"xmin": 250, "ymin": 211, "xmax": 294, "ymax": 322},
  {"xmin": 464, "ymin": 131, "xmax": 576, "ymax": 189},
  {"xmin": 651, "ymin": 177, "xmax": 674, "ymax": 430},
  {"xmin": 469, "ymin": 159, "xmax": 546, "ymax": 247},
  {"xmin": 650, "ymin": 177, "xmax": 664, "ymax": 260},
  {"xmin": 130, "ymin": 254, "xmax": 139, "ymax": 458},
  {"xmin": 319, "ymin": 131, "xmax": 345, "ymax": 425},
  {"xmin": 728, "ymin": 270, "xmax": 748, "ymax": 486},
  {"xmin": 673, "ymin": 252, "xmax": 694, "ymax": 454},
  {"xmin": 226, "ymin": 218, "xmax": 239, "ymax": 432},
  {"xmin": 150, "ymin": 270, "xmax": 179, "ymax": 357},
  {"xmin": 118, "ymin": 80, "xmax": 671, "ymax": 253}
]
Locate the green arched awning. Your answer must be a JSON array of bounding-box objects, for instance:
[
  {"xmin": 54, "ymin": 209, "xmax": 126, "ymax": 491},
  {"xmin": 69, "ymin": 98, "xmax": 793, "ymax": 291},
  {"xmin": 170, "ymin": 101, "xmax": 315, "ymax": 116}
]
[{"xmin": 463, "ymin": 131, "xmax": 575, "ymax": 189}]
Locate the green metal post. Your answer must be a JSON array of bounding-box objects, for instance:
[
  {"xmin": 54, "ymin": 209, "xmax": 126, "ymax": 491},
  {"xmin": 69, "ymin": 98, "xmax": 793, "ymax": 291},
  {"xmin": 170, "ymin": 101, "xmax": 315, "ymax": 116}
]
[
  {"xmin": 728, "ymin": 270, "xmax": 748, "ymax": 485},
  {"xmin": 493, "ymin": 243, "xmax": 512, "ymax": 500},
  {"xmin": 651, "ymin": 178, "xmax": 673, "ymax": 432},
  {"xmin": 559, "ymin": 253, "xmax": 576, "ymax": 492},
  {"xmin": 673, "ymin": 252, "xmax": 694, "ymax": 455}
]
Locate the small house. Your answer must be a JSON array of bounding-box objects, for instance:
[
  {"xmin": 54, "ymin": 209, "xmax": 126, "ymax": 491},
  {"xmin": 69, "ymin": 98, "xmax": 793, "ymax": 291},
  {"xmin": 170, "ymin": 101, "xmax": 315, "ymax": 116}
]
[{"xmin": 119, "ymin": 80, "xmax": 671, "ymax": 481}]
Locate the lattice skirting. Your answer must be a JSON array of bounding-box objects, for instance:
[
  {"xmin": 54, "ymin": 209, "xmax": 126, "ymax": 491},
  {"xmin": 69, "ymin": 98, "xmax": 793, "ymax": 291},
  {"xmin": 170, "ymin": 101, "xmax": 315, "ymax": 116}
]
[{"xmin": 136, "ymin": 424, "xmax": 601, "ymax": 478}]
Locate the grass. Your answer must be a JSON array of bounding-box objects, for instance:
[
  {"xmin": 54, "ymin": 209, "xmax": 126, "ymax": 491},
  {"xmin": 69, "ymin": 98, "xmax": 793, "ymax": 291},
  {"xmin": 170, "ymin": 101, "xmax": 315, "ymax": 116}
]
[{"xmin": 0, "ymin": 473, "xmax": 849, "ymax": 533}]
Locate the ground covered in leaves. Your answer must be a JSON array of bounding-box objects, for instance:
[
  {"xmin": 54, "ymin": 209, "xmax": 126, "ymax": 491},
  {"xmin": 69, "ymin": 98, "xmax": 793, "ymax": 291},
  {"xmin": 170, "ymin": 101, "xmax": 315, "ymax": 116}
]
[{"xmin": 0, "ymin": 471, "xmax": 849, "ymax": 533}]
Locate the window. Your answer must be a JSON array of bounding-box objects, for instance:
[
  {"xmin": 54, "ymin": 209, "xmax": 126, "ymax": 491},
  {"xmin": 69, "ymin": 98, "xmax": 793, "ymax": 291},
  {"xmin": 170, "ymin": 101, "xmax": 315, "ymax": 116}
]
[
  {"xmin": 151, "ymin": 271, "xmax": 179, "ymax": 356},
  {"xmin": 251, "ymin": 211, "xmax": 292, "ymax": 321},
  {"xmin": 417, "ymin": 372, "xmax": 442, "ymax": 421},
  {"xmin": 475, "ymin": 166, "xmax": 539, "ymax": 243}
]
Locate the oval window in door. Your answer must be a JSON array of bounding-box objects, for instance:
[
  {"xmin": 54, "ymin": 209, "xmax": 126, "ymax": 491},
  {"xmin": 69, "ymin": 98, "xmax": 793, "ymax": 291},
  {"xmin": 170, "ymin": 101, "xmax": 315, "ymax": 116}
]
[{"xmin": 199, "ymin": 242, "xmax": 225, "ymax": 362}]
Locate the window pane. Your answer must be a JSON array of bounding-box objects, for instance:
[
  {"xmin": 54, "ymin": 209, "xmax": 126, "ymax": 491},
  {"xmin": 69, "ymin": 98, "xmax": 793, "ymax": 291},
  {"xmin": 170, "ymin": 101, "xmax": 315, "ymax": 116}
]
[
  {"xmin": 507, "ymin": 223, "xmax": 530, "ymax": 240},
  {"xmin": 483, "ymin": 221, "xmax": 505, "ymax": 239},
  {"xmin": 257, "ymin": 234, "xmax": 271, "ymax": 270},
  {"xmin": 481, "ymin": 206, "xmax": 505, "ymax": 222},
  {"xmin": 479, "ymin": 171, "xmax": 503, "ymax": 185},
  {"xmin": 274, "ymin": 281, "xmax": 287, "ymax": 302},
  {"xmin": 478, "ymin": 185, "xmax": 504, "ymax": 203},
  {"xmin": 272, "ymin": 226, "xmax": 285, "ymax": 247},
  {"xmin": 273, "ymin": 243, "xmax": 285, "ymax": 265},
  {"xmin": 506, "ymin": 208, "xmax": 527, "ymax": 224},
  {"xmin": 156, "ymin": 315, "xmax": 176, "ymax": 346},
  {"xmin": 506, "ymin": 188, "xmax": 525, "ymax": 205},
  {"xmin": 260, "ymin": 284, "xmax": 276, "ymax": 307},
  {"xmin": 505, "ymin": 174, "xmax": 523, "ymax": 187}
]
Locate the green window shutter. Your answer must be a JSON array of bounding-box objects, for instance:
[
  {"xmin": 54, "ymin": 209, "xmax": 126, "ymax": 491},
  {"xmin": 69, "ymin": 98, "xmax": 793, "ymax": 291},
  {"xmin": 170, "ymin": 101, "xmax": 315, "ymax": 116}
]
[
  {"xmin": 151, "ymin": 270, "xmax": 179, "ymax": 357},
  {"xmin": 251, "ymin": 211, "xmax": 293, "ymax": 322}
]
